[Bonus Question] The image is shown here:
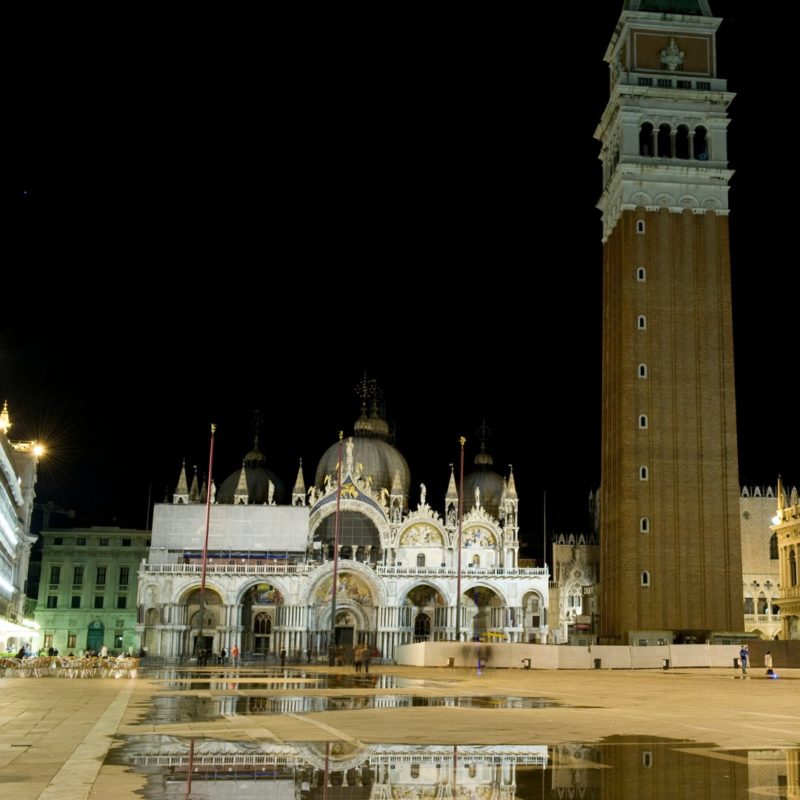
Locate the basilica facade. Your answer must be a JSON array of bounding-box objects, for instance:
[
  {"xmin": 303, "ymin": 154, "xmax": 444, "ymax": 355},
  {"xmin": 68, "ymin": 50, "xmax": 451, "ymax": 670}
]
[{"xmin": 136, "ymin": 405, "xmax": 549, "ymax": 661}]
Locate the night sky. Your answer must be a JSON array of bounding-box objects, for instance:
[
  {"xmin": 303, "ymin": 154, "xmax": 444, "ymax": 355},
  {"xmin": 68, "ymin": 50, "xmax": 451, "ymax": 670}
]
[{"xmin": 2, "ymin": 2, "xmax": 789, "ymax": 560}]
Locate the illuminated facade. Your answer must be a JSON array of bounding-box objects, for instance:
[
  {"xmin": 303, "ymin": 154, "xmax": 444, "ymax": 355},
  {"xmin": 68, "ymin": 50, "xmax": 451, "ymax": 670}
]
[
  {"xmin": 137, "ymin": 402, "xmax": 549, "ymax": 661},
  {"xmin": 0, "ymin": 401, "xmax": 41, "ymax": 650}
]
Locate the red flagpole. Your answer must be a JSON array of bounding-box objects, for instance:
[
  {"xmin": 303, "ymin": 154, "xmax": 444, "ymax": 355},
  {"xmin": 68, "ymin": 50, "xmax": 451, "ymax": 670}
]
[
  {"xmin": 328, "ymin": 431, "xmax": 344, "ymax": 665},
  {"xmin": 196, "ymin": 423, "xmax": 216, "ymax": 661},
  {"xmin": 455, "ymin": 436, "xmax": 466, "ymax": 642}
]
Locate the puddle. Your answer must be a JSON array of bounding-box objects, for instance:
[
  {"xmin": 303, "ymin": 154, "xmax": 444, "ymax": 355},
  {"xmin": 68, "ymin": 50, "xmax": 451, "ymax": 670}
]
[
  {"xmin": 107, "ymin": 735, "xmax": 800, "ymax": 799},
  {"xmin": 142, "ymin": 693, "xmax": 557, "ymax": 723},
  {"xmin": 153, "ymin": 670, "xmax": 426, "ymax": 691}
]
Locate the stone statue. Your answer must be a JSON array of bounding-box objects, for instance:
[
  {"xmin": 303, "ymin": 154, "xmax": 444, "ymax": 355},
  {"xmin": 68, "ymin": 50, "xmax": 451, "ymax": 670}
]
[
  {"xmin": 268, "ymin": 480, "xmax": 275, "ymax": 506},
  {"xmin": 380, "ymin": 486, "xmax": 390, "ymax": 507},
  {"xmin": 324, "ymin": 474, "xmax": 332, "ymax": 492},
  {"xmin": 420, "ymin": 483, "xmax": 427, "ymax": 506},
  {"xmin": 391, "ymin": 502, "xmax": 401, "ymax": 523},
  {"xmin": 345, "ymin": 437, "xmax": 355, "ymax": 474},
  {"xmin": 307, "ymin": 486, "xmax": 318, "ymax": 505},
  {"xmin": 447, "ymin": 506, "xmax": 456, "ymax": 527},
  {"xmin": 660, "ymin": 37, "xmax": 684, "ymax": 72},
  {"xmin": 210, "ymin": 481, "xmax": 217, "ymax": 504},
  {"xmin": 475, "ymin": 486, "xmax": 481, "ymax": 509}
]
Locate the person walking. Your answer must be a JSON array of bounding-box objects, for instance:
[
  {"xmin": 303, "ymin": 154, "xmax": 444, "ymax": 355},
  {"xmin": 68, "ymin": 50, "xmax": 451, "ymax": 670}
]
[
  {"xmin": 739, "ymin": 644, "xmax": 749, "ymax": 675},
  {"xmin": 765, "ymin": 650, "xmax": 773, "ymax": 675},
  {"xmin": 231, "ymin": 644, "xmax": 239, "ymax": 667},
  {"xmin": 280, "ymin": 647, "xmax": 287, "ymax": 668}
]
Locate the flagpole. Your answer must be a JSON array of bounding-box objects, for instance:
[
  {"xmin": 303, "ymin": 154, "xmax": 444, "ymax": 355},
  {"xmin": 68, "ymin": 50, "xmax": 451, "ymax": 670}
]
[
  {"xmin": 542, "ymin": 490, "xmax": 547, "ymax": 570},
  {"xmin": 455, "ymin": 436, "xmax": 466, "ymax": 642},
  {"xmin": 197, "ymin": 423, "xmax": 216, "ymax": 661},
  {"xmin": 328, "ymin": 431, "xmax": 344, "ymax": 666}
]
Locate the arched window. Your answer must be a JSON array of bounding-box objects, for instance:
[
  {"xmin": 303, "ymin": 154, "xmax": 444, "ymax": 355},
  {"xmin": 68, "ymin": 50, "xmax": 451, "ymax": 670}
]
[
  {"xmin": 641, "ymin": 570, "xmax": 650, "ymax": 586},
  {"xmin": 638, "ymin": 315, "xmax": 647, "ymax": 330},
  {"xmin": 694, "ymin": 126, "xmax": 708, "ymax": 160},
  {"xmin": 640, "ymin": 517, "xmax": 649, "ymax": 533},
  {"xmin": 743, "ymin": 596, "xmax": 754, "ymax": 615},
  {"xmin": 640, "ymin": 466, "xmax": 649, "ymax": 481},
  {"xmin": 637, "ymin": 220, "xmax": 646, "ymax": 234},
  {"xmin": 770, "ymin": 532, "xmax": 778, "ymax": 560},
  {"xmin": 657, "ymin": 123, "xmax": 672, "ymax": 157},
  {"xmin": 472, "ymin": 554, "xmax": 480, "ymax": 567},
  {"xmin": 638, "ymin": 364, "xmax": 648, "ymax": 379},
  {"xmin": 675, "ymin": 125, "xmax": 690, "ymax": 159},
  {"xmin": 417, "ymin": 553, "xmax": 426, "ymax": 568},
  {"xmin": 639, "ymin": 414, "xmax": 649, "ymax": 429},
  {"xmin": 791, "ymin": 549, "xmax": 797, "ymax": 587},
  {"xmin": 637, "ymin": 267, "xmax": 646, "ymax": 282},
  {"xmin": 639, "ymin": 122, "xmax": 654, "ymax": 156},
  {"xmin": 757, "ymin": 594, "xmax": 768, "ymax": 614}
]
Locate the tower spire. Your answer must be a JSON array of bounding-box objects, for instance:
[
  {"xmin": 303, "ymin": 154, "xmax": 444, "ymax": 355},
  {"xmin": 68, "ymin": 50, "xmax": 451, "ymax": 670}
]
[
  {"xmin": 173, "ymin": 459, "xmax": 189, "ymax": 504},
  {"xmin": 292, "ymin": 458, "xmax": 307, "ymax": 506},
  {"xmin": 0, "ymin": 400, "xmax": 11, "ymax": 435},
  {"xmin": 188, "ymin": 466, "xmax": 200, "ymax": 503},
  {"xmin": 234, "ymin": 461, "xmax": 249, "ymax": 505}
]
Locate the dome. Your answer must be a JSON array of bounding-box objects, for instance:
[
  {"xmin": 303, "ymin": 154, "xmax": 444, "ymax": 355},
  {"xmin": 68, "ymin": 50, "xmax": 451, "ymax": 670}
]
[
  {"xmin": 463, "ymin": 447, "xmax": 505, "ymax": 520},
  {"xmin": 217, "ymin": 439, "xmax": 285, "ymax": 504},
  {"xmin": 315, "ymin": 403, "xmax": 409, "ymax": 502}
]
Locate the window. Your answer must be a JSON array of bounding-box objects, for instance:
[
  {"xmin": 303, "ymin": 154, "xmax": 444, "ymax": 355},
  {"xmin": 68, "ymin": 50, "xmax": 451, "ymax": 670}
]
[
  {"xmin": 637, "ymin": 267, "xmax": 646, "ymax": 282},
  {"xmin": 694, "ymin": 126, "xmax": 708, "ymax": 160},
  {"xmin": 94, "ymin": 596, "xmax": 104, "ymax": 609},
  {"xmin": 53, "ymin": 537, "xmax": 63, "ymax": 545},
  {"xmin": 43, "ymin": 633, "xmax": 53, "ymax": 648},
  {"xmin": 639, "ymin": 122, "xmax": 654, "ymax": 156},
  {"xmin": 639, "ymin": 414, "xmax": 649, "ymax": 429},
  {"xmin": 643, "ymin": 752, "xmax": 653, "ymax": 768},
  {"xmin": 743, "ymin": 596, "xmax": 754, "ymax": 614},
  {"xmin": 676, "ymin": 125, "xmax": 690, "ymax": 159},
  {"xmin": 637, "ymin": 315, "xmax": 647, "ymax": 330},
  {"xmin": 67, "ymin": 632, "xmax": 77, "ymax": 649},
  {"xmin": 640, "ymin": 466, "xmax": 649, "ymax": 481},
  {"xmin": 77, "ymin": 537, "xmax": 86, "ymax": 546},
  {"xmin": 657, "ymin": 78, "xmax": 672, "ymax": 88},
  {"xmin": 641, "ymin": 570, "xmax": 650, "ymax": 586},
  {"xmin": 146, "ymin": 539, "xmax": 151, "ymax": 546},
  {"xmin": 640, "ymin": 517, "xmax": 649, "ymax": 533},
  {"xmin": 122, "ymin": 538, "xmax": 131, "ymax": 547},
  {"xmin": 47, "ymin": 596, "xmax": 58, "ymax": 608},
  {"xmin": 638, "ymin": 364, "xmax": 648, "ymax": 379},
  {"xmin": 416, "ymin": 554, "xmax": 425, "ymax": 568},
  {"xmin": 116, "ymin": 596, "xmax": 127, "ymax": 609},
  {"xmin": 114, "ymin": 632, "xmax": 124, "ymax": 649},
  {"xmin": 696, "ymin": 81, "xmax": 711, "ymax": 91},
  {"xmin": 638, "ymin": 77, "xmax": 653, "ymax": 87},
  {"xmin": 119, "ymin": 566, "xmax": 130, "ymax": 586},
  {"xmin": 770, "ymin": 533, "xmax": 779, "ymax": 560},
  {"xmin": 50, "ymin": 566, "xmax": 61, "ymax": 585},
  {"xmin": 71, "ymin": 596, "xmax": 81, "ymax": 609},
  {"xmin": 790, "ymin": 550, "xmax": 797, "ymax": 587},
  {"xmin": 410, "ymin": 764, "xmax": 420, "ymax": 779},
  {"xmin": 677, "ymin": 79, "xmax": 691, "ymax": 89},
  {"xmin": 73, "ymin": 566, "xmax": 84, "ymax": 585},
  {"xmin": 99, "ymin": 537, "xmax": 109, "ymax": 546},
  {"xmin": 657, "ymin": 123, "xmax": 672, "ymax": 158},
  {"xmin": 637, "ymin": 220, "xmax": 646, "ymax": 234},
  {"xmin": 96, "ymin": 567, "xmax": 107, "ymax": 586}
]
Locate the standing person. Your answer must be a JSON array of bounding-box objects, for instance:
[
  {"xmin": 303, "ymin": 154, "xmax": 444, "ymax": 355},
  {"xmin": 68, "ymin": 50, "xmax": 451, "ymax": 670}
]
[
  {"xmin": 739, "ymin": 644, "xmax": 749, "ymax": 675},
  {"xmin": 100, "ymin": 644, "xmax": 108, "ymax": 658},
  {"xmin": 362, "ymin": 647, "xmax": 371, "ymax": 674},
  {"xmin": 219, "ymin": 647, "xmax": 227, "ymax": 665},
  {"xmin": 306, "ymin": 647, "xmax": 312, "ymax": 664},
  {"xmin": 765, "ymin": 650, "xmax": 773, "ymax": 675},
  {"xmin": 231, "ymin": 644, "xmax": 239, "ymax": 667},
  {"xmin": 280, "ymin": 647, "xmax": 287, "ymax": 668}
]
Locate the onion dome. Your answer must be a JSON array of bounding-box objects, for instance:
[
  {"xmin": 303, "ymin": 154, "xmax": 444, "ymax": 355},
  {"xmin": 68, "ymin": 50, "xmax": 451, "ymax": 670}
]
[
  {"xmin": 217, "ymin": 436, "xmax": 285, "ymax": 504},
  {"xmin": 463, "ymin": 443, "xmax": 505, "ymax": 520},
  {"xmin": 625, "ymin": 0, "xmax": 711, "ymax": 14},
  {"xmin": 315, "ymin": 403, "xmax": 409, "ymax": 504}
]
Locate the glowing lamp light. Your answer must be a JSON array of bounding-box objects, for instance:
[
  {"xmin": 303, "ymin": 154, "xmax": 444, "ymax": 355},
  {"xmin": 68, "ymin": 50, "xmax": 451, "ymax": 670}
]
[
  {"xmin": 772, "ymin": 514, "xmax": 781, "ymax": 525},
  {"xmin": 33, "ymin": 443, "xmax": 45, "ymax": 457}
]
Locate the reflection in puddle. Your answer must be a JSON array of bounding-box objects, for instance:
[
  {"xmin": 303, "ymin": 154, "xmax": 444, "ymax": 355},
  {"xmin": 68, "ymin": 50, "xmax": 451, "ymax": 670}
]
[
  {"xmin": 110, "ymin": 736, "xmax": 800, "ymax": 799},
  {"xmin": 145, "ymin": 693, "xmax": 556, "ymax": 723},
  {"xmin": 154, "ymin": 670, "xmax": 429, "ymax": 691}
]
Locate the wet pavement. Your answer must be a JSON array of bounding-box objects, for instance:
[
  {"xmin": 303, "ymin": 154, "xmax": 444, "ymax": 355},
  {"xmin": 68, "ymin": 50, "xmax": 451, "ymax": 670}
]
[{"xmin": 3, "ymin": 664, "xmax": 800, "ymax": 798}]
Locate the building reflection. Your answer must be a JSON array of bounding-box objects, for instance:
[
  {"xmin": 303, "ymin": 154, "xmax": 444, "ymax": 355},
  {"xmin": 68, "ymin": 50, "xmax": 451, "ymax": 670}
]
[{"xmin": 121, "ymin": 736, "xmax": 798, "ymax": 799}]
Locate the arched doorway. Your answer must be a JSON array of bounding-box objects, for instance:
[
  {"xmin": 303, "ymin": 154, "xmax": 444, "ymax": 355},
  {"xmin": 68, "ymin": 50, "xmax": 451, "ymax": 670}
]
[
  {"xmin": 242, "ymin": 583, "xmax": 283, "ymax": 657},
  {"xmin": 463, "ymin": 586, "xmax": 504, "ymax": 640},
  {"xmin": 311, "ymin": 571, "xmax": 377, "ymax": 656},
  {"xmin": 86, "ymin": 620, "xmax": 104, "ymax": 652},
  {"xmin": 414, "ymin": 613, "xmax": 431, "ymax": 641},
  {"xmin": 183, "ymin": 588, "xmax": 223, "ymax": 656},
  {"xmin": 522, "ymin": 591, "xmax": 545, "ymax": 642}
]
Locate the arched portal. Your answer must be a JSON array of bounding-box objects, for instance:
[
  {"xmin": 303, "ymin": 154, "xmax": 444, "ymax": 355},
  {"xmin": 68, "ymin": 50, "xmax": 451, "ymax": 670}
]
[
  {"xmin": 414, "ymin": 613, "xmax": 431, "ymax": 641},
  {"xmin": 462, "ymin": 586, "xmax": 505, "ymax": 640},
  {"xmin": 402, "ymin": 584, "xmax": 445, "ymax": 642},
  {"xmin": 183, "ymin": 588, "xmax": 224, "ymax": 656},
  {"xmin": 242, "ymin": 583, "xmax": 283, "ymax": 656}
]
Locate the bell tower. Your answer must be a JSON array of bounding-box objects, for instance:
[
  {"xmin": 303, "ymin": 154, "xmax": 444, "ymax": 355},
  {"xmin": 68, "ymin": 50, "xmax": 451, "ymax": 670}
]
[{"xmin": 596, "ymin": 0, "xmax": 743, "ymax": 643}]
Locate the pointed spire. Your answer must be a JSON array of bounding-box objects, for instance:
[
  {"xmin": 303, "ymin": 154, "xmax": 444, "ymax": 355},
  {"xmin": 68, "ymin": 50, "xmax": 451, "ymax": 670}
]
[
  {"xmin": 0, "ymin": 400, "xmax": 11, "ymax": 434},
  {"xmin": 200, "ymin": 479, "xmax": 207, "ymax": 503},
  {"xmin": 175, "ymin": 459, "xmax": 189, "ymax": 494},
  {"xmin": 778, "ymin": 474, "xmax": 785, "ymax": 511},
  {"xmin": 445, "ymin": 464, "xmax": 458, "ymax": 500},
  {"xmin": 293, "ymin": 458, "xmax": 306, "ymax": 496},
  {"xmin": 189, "ymin": 466, "xmax": 200, "ymax": 502},
  {"xmin": 506, "ymin": 464, "xmax": 518, "ymax": 499},
  {"xmin": 391, "ymin": 469, "xmax": 403, "ymax": 496},
  {"xmin": 234, "ymin": 460, "xmax": 249, "ymax": 505}
]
